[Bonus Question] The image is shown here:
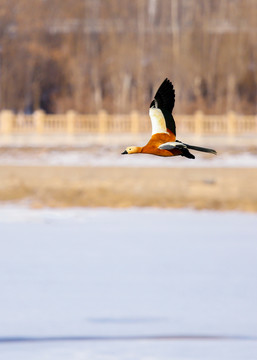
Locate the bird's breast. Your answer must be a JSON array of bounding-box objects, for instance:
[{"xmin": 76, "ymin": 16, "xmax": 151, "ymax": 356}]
[{"xmin": 142, "ymin": 133, "xmax": 179, "ymax": 157}]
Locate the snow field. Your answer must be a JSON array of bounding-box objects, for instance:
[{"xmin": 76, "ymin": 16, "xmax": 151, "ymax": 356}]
[{"xmin": 0, "ymin": 207, "xmax": 257, "ymax": 359}]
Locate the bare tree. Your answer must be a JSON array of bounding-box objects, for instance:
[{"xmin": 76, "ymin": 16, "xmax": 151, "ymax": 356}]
[{"xmin": 0, "ymin": 0, "xmax": 256, "ymax": 114}]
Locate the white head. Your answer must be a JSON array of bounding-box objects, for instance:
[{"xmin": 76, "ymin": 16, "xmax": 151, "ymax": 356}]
[{"xmin": 121, "ymin": 146, "xmax": 142, "ymax": 155}]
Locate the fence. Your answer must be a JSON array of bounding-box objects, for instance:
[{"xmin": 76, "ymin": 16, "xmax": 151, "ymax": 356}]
[{"xmin": 0, "ymin": 109, "xmax": 256, "ymax": 136}]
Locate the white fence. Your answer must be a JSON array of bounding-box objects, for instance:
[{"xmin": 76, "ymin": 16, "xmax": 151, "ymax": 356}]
[{"xmin": 0, "ymin": 110, "xmax": 256, "ymax": 136}]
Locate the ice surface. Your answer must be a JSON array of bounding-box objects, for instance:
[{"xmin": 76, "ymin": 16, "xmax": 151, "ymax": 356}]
[{"xmin": 0, "ymin": 206, "xmax": 257, "ymax": 359}]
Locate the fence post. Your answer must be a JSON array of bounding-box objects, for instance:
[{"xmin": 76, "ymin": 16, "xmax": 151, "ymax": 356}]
[
  {"xmin": 34, "ymin": 110, "xmax": 46, "ymax": 134},
  {"xmin": 130, "ymin": 111, "xmax": 140, "ymax": 133},
  {"xmin": 0, "ymin": 110, "xmax": 15, "ymax": 134},
  {"xmin": 67, "ymin": 110, "xmax": 77, "ymax": 134},
  {"xmin": 194, "ymin": 110, "xmax": 204, "ymax": 135},
  {"xmin": 98, "ymin": 110, "xmax": 108, "ymax": 133},
  {"xmin": 227, "ymin": 111, "xmax": 236, "ymax": 136}
]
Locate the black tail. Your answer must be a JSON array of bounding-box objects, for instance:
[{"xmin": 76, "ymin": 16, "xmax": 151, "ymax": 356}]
[
  {"xmin": 186, "ymin": 144, "xmax": 217, "ymax": 155},
  {"xmin": 176, "ymin": 141, "xmax": 217, "ymax": 155}
]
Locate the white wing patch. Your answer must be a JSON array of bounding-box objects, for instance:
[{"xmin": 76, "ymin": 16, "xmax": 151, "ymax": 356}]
[
  {"xmin": 149, "ymin": 108, "xmax": 168, "ymax": 135},
  {"xmin": 159, "ymin": 142, "xmax": 186, "ymax": 150},
  {"xmin": 158, "ymin": 142, "xmax": 177, "ymax": 150}
]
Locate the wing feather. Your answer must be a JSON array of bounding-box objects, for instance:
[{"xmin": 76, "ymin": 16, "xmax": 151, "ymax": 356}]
[
  {"xmin": 153, "ymin": 78, "xmax": 175, "ymax": 113},
  {"xmin": 150, "ymin": 78, "xmax": 176, "ymax": 136}
]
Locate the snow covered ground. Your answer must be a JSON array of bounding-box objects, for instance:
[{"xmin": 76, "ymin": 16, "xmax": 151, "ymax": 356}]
[
  {"xmin": 0, "ymin": 206, "xmax": 257, "ymax": 359},
  {"xmin": 0, "ymin": 147, "xmax": 257, "ymax": 167},
  {"xmin": 0, "ymin": 133, "xmax": 257, "ymax": 168}
]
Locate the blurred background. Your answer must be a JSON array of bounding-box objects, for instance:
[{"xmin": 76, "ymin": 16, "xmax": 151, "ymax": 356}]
[
  {"xmin": 0, "ymin": 0, "xmax": 256, "ymax": 114},
  {"xmin": 0, "ymin": 1, "xmax": 257, "ymax": 360},
  {"xmin": 0, "ymin": 0, "xmax": 256, "ymax": 210}
]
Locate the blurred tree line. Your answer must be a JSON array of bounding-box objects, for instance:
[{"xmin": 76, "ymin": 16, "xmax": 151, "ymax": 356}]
[{"xmin": 0, "ymin": 0, "xmax": 256, "ymax": 114}]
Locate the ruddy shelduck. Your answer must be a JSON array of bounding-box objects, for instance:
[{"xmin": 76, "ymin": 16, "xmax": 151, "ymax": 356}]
[{"xmin": 122, "ymin": 78, "xmax": 216, "ymax": 159}]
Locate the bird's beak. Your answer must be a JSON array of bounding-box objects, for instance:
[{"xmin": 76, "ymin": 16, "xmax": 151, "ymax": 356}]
[{"xmin": 121, "ymin": 150, "xmax": 128, "ymax": 155}]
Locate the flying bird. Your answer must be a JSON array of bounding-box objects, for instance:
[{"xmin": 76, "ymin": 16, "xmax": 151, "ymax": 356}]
[{"xmin": 122, "ymin": 78, "xmax": 216, "ymax": 159}]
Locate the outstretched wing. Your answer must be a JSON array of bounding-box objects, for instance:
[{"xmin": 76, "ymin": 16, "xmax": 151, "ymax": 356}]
[
  {"xmin": 149, "ymin": 78, "xmax": 176, "ymax": 137},
  {"xmin": 153, "ymin": 78, "xmax": 175, "ymax": 113}
]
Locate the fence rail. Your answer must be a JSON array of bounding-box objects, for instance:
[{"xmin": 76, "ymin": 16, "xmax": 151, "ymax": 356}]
[{"xmin": 0, "ymin": 110, "xmax": 256, "ymax": 136}]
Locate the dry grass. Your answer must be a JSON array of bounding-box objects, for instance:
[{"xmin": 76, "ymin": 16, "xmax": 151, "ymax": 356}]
[{"xmin": 0, "ymin": 165, "xmax": 257, "ymax": 212}]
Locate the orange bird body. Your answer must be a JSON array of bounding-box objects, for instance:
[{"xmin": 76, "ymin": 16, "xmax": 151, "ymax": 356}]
[{"xmin": 122, "ymin": 79, "xmax": 216, "ymax": 159}]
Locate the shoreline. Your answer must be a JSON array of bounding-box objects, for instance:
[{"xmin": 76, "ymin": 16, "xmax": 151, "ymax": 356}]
[{"xmin": 0, "ymin": 165, "xmax": 257, "ymax": 212}]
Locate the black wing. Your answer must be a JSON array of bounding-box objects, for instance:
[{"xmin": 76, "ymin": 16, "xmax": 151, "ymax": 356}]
[
  {"xmin": 150, "ymin": 78, "xmax": 176, "ymax": 136},
  {"xmin": 152, "ymin": 78, "xmax": 175, "ymax": 113}
]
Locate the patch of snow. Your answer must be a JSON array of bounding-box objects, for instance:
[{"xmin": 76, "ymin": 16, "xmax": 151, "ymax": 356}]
[{"xmin": 0, "ymin": 149, "xmax": 257, "ymax": 167}]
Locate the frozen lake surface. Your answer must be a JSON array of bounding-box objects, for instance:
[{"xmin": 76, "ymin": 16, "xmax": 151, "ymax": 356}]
[
  {"xmin": 0, "ymin": 206, "xmax": 257, "ymax": 359},
  {"xmin": 0, "ymin": 148, "xmax": 257, "ymax": 168}
]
